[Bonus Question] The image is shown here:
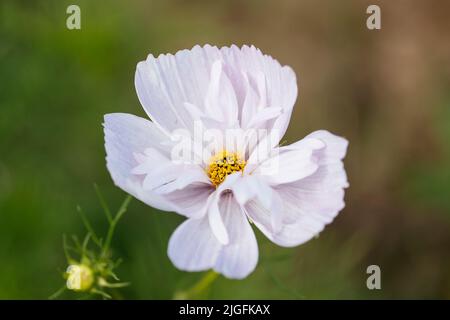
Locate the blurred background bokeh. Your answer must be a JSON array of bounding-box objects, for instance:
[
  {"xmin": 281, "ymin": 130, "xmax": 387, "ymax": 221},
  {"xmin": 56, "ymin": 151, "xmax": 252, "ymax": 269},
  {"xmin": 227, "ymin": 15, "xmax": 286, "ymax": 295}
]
[{"xmin": 1, "ymin": 0, "xmax": 449, "ymax": 299}]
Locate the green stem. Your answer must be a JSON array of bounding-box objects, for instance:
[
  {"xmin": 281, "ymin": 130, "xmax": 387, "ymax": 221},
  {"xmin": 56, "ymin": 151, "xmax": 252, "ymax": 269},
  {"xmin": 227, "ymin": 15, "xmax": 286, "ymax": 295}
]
[
  {"xmin": 174, "ymin": 270, "xmax": 219, "ymax": 299},
  {"xmin": 48, "ymin": 284, "xmax": 67, "ymax": 300},
  {"xmin": 101, "ymin": 195, "xmax": 132, "ymax": 259}
]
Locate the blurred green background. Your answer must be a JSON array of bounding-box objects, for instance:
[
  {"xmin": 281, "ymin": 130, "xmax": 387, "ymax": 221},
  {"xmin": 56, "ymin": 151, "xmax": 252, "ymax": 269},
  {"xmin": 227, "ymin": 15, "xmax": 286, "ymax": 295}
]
[{"xmin": 1, "ymin": 0, "xmax": 450, "ymax": 299}]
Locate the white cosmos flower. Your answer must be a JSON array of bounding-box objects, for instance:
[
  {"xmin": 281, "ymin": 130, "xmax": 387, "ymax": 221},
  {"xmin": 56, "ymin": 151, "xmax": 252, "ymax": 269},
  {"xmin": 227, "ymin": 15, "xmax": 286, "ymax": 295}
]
[{"xmin": 103, "ymin": 44, "xmax": 349, "ymax": 279}]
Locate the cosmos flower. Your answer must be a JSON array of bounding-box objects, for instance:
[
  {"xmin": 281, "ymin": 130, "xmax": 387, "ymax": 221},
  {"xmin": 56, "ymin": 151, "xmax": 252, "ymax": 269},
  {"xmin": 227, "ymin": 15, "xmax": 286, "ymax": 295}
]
[{"xmin": 104, "ymin": 45, "xmax": 348, "ymax": 279}]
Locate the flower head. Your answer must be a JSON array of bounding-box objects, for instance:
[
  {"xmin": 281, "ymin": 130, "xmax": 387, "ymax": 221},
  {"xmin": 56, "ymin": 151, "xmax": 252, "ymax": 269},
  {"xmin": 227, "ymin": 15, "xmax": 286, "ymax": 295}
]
[{"xmin": 104, "ymin": 44, "xmax": 349, "ymax": 279}]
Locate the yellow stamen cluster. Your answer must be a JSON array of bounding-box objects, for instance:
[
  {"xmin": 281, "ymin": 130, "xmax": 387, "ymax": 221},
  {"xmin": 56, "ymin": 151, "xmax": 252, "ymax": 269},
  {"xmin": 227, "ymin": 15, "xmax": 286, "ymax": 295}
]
[{"xmin": 207, "ymin": 150, "xmax": 246, "ymax": 187}]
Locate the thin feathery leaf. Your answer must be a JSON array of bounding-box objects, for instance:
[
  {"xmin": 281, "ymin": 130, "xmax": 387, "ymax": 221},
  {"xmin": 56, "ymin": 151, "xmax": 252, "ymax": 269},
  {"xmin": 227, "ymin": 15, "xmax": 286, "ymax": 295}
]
[
  {"xmin": 81, "ymin": 233, "xmax": 92, "ymax": 256},
  {"xmin": 49, "ymin": 285, "xmax": 67, "ymax": 300},
  {"xmin": 113, "ymin": 195, "xmax": 132, "ymax": 224},
  {"xmin": 62, "ymin": 234, "xmax": 73, "ymax": 263},
  {"xmin": 91, "ymin": 288, "xmax": 112, "ymax": 299},
  {"xmin": 101, "ymin": 195, "xmax": 132, "ymax": 258},
  {"xmin": 94, "ymin": 184, "xmax": 113, "ymax": 223},
  {"xmin": 77, "ymin": 205, "xmax": 102, "ymax": 247}
]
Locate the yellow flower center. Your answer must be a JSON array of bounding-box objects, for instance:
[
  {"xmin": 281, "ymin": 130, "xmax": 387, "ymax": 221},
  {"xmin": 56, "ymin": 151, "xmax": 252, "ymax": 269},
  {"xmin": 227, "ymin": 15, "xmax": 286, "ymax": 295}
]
[{"xmin": 207, "ymin": 150, "xmax": 246, "ymax": 187}]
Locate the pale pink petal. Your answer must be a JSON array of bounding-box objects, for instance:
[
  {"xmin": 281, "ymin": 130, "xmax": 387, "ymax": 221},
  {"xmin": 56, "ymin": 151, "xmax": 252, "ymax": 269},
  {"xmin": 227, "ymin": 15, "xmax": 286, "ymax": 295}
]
[
  {"xmin": 164, "ymin": 183, "xmax": 214, "ymax": 218},
  {"xmin": 204, "ymin": 60, "xmax": 238, "ymax": 125},
  {"xmin": 135, "ymin": 45, "xmax": 297, "ymax": 136},
  {"xmin": 246, "ymin": 199, "xmax": 330, "ymax": 247},
  {"xmin": 168, "ymin": 194, "xmax": 258, "ymax": 279},
  {"xmin": 253, "ymin": 138, "xmax": 325, "ymax": 185},
  {"xmin": 208, "ymin": 196, "xmax": 230, "ymax": 245},
  {"xmin": 231, "ymin": 175, "xmax": 272, "ymax": 209},
  {"xmin": 239, "ymin": 71, "xmax": 259, "ymax": 129},
  {"xmin": 103, "ymin": 113, "xmax": 173, "ymax": 211},
  {"xmin": 214, "ymin": 194, "xmax": 258, "ymax": 279},
  {"xmin": 231, "ymin": 175, "xmax": 282, "ymax": 233},
  {"xmin": 168, "ymin": 217, "xmax": 221, "ymax": 272},
  {"xmin": 246, "ymin": 107, "xmax": 282, "ymax": 129},
  {"xmin": 305, "ymin": 130, "xmax": 349, "ymax": 164},
  {"xmin": 246, "ymin": 131, "xmax": 348, "ymax": 247},
  {"xmin": 151, "ymin": 165, "xmax": 211, "ymax": 194},
  {"xmin": 221, "ymin": 45, "xmax": 298, "ymax": 137},
  {"xmin": 206, "ymin": 173, "xmax": 241, "ymax": 245}
]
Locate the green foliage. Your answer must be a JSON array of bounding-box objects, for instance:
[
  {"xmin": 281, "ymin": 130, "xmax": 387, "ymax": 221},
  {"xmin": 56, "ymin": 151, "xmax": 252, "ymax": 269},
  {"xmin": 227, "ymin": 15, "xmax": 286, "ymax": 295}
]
[{"xmin": 50, "ymin": 188, "xmax": 131, "ymax": 299}]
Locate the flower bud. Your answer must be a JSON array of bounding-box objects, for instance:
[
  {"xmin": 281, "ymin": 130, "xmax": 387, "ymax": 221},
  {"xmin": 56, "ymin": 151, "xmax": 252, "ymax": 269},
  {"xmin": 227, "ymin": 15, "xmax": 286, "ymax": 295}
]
[{"xmin": 66, "ymin": 264, "xmax": 94, "ymax": 292}]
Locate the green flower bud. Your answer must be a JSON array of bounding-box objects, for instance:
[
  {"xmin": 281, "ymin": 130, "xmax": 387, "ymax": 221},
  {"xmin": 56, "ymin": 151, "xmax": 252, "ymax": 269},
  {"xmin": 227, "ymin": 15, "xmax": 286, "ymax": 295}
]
[{"xmin": 66, "ymin": 264, "xmax": 94, "ymax": 292}]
